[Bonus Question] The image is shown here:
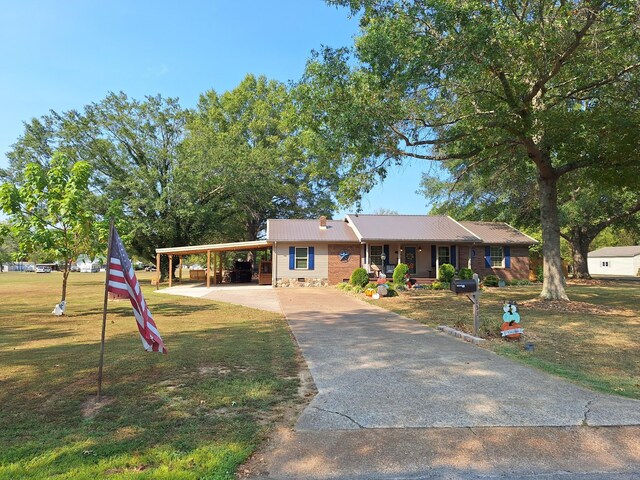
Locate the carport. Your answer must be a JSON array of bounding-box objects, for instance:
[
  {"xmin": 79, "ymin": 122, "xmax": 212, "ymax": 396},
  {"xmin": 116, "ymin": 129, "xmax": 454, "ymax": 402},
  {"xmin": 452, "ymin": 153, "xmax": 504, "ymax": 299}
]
[{"xmin": 154, "ymin": 240, "xmax": 272, "ymax": 289}]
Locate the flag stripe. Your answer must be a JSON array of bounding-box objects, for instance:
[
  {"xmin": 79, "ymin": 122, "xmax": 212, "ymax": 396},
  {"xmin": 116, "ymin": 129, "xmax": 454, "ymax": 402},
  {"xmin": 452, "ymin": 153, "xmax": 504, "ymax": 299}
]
[{"xmin": 106, "ymin": 228, "xmax": 166, "ymax": 354}]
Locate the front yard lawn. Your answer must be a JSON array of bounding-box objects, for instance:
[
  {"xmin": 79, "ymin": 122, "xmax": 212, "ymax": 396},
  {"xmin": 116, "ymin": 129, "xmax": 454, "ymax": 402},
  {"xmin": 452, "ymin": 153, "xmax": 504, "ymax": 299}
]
[
  {"xmin": 372, "ymin": 281, "xmax": 640, "ymax": 400},
  {"xmin": 0, "ymin": 271, "xmax": 300, "ymax": 479}
]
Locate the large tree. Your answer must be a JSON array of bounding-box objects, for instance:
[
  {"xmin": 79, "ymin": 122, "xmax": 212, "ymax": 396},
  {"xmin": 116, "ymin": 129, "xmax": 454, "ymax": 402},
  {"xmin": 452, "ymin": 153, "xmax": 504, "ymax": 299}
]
[
  {"xmin": 183, "ymin": 74, "xmax": 339, "ymax": 240},
  {"xmin": 301, "ymin": 0, "xmax": 640, "ymax": 299}
]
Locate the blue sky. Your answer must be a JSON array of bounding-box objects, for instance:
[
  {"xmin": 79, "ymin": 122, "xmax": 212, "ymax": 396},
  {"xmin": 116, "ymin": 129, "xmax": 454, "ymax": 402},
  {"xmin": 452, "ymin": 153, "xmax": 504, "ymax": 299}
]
[{"xmin": 0, "ymin": 0, "xmax": 433, "ymax": 216}]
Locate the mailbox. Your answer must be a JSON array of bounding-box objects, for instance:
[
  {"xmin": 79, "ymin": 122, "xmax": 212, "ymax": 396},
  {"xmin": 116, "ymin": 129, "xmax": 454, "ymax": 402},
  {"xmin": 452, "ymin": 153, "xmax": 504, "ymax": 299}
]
[{"xmin": 451, "ymin": 279, "xmax": 477, "ymax": 294}]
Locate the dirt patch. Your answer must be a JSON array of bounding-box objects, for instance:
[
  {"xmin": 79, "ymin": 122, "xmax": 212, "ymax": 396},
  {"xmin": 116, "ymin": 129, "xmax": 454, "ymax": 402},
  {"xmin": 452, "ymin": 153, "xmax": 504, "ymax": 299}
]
[
  {"xmin": 519, "ymin": 298, "xmax": 629, "ymax": 316},
  {"xmin": 81, "ymin": 395, "xmax": 115, "ymax": 419}
]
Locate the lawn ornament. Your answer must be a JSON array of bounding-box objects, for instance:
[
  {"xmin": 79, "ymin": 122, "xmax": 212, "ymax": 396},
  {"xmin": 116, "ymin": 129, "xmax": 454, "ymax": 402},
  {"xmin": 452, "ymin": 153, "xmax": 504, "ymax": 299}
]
[
  {"xmin": 501, "ymin": 300, "xmax": 524, "ymax": 340},
  {"xmin": 52, "ymin": 300, "xmax": 66, "ymax": 316}
]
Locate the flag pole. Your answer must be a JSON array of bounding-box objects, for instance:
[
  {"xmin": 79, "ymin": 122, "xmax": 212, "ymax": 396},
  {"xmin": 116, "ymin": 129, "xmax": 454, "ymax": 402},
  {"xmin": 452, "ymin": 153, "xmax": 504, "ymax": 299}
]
[{"xmin": 97, "ymin": 218, "xmax": 115, "ymax": 402}]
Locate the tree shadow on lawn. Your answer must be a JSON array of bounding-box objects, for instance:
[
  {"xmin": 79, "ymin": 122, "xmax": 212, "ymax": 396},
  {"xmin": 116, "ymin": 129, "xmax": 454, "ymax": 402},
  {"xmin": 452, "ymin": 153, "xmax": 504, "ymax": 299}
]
[
  {"xmin": 0, "ymin": 325, "xmax": 298, "ymax": 478},
  {"xmin": 66, "ymin": 301, "xmax": 220, "ymax": 319}
]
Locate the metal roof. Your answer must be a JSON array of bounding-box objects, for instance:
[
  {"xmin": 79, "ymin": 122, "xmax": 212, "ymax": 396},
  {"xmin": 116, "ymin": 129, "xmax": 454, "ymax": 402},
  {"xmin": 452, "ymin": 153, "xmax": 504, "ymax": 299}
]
[
  {"xmin": 460, "ymin": 221, "xmax": 538, "ymax": 245},
  {"xmin": 345, "ymin": 215, "xmax": 481, "ymax": 242},
  {"xmin": 267, "ymin": 219, "xmax": 360, "ymax": 242},
  {"xmin": 588, "ymin": 246, "xmax": 640, "ymax": 258},
  {"xmin": 156, "ymin": 240, "xmax": 271, "ymax": 255}
]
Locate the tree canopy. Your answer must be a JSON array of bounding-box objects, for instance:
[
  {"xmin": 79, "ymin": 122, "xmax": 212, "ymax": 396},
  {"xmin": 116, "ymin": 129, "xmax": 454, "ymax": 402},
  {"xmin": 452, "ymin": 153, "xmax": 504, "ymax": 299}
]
[
  {"xmin": 300, "ymin": 0, "xmax": 640, "ymax": 299},
  {"xmin": 0, "ymin": 152, "xmax": 101, "ymax": 305}
]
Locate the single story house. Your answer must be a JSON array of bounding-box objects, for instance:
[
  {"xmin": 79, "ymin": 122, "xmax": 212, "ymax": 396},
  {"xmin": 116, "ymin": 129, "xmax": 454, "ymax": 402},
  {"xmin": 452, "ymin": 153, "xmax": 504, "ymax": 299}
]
[
  {"xmin": 266, "ymin": 215, "xmax": 537, "ymax": 287},
  {"xmin": 587, "ymin": 246, "xmax": 640, "ymax": 277}
]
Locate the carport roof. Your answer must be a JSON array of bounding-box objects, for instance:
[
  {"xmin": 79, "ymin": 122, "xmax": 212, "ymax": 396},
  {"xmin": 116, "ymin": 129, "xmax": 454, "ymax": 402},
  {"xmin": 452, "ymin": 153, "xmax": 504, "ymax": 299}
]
[{"xmin": 156, "ymin": 240, "xmax": 270, "ymax": 256}]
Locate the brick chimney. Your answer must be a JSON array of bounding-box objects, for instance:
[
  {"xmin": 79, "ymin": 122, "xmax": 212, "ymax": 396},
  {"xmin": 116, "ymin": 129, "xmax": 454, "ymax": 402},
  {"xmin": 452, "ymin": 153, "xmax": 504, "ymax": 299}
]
[{"xmin": 319, "ymin": 216, "xmax": 327, "ymax": 229}]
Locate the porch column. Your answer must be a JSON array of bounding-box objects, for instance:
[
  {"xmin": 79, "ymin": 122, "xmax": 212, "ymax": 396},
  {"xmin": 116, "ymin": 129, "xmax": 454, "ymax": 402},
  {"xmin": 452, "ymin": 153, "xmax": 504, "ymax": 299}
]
[
  {"xmin": 206, "ymin": 250, "xmax": 211, "ymax": 288},
  {"xmin": 365, "ymin": 244, "xmax": 370, "ymax": 271},
  {"xmin": 218, "ymin": 253, "xmax": 223, "ymax": 284},
  {"xmin": 155, "ymin": 253, "xmax": 160, "ymax": 290},
  {"xmin": 168, "ymin": 255, "xmax": 173, "ymax": 288},
  {"xmin": 179, "ymin": 256, "xmax": 183, "ymax": 282}
]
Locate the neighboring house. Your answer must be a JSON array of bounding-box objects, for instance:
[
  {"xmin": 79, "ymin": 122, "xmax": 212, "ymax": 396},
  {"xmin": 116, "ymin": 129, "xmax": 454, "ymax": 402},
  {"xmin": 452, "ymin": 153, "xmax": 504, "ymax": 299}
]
[
  {"xmin": 266, "ymin": 215, "xmax": 537, "ymax": 287},
  {"xmin": 587, "ymin": 246, "xmax": 640, "ymax": 277}
]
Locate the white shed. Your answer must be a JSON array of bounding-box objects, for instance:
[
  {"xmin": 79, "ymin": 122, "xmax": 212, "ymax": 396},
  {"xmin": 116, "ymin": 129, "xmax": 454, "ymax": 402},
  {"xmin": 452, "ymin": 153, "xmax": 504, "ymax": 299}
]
[{"xmin": 587, "ymin": 246, "xmax": 640, "ymax": 277}]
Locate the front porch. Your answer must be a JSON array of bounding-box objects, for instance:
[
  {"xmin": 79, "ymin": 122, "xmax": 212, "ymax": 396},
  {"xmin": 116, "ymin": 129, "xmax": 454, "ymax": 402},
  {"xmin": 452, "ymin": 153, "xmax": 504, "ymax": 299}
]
[{"xmin": 362, "ymin": 243, "xmax": 470, "ymax": 279}]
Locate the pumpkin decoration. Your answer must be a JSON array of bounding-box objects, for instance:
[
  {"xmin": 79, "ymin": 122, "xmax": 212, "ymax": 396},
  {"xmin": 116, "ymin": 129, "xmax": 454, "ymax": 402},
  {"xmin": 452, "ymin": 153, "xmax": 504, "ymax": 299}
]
[{"xmin": 501, "ymin": 300, "xmax": 524, "ymax": 340}]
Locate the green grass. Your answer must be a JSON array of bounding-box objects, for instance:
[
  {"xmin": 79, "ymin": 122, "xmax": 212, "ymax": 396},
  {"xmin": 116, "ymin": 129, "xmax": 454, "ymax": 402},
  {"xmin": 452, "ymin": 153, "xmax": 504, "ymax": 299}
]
[
  {"xmin": 0, "ymin": 271, "xmax": 299, "ymax": 479},
  {"xmin": 371, "ymin": 281, "xmax": 640, "ymax": 400}
]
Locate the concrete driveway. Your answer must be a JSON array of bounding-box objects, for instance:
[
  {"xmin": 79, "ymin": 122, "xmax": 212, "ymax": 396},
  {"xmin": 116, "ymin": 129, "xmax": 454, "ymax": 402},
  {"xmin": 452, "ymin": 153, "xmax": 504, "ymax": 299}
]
[{"xmin": 277, "ymin": 288, "xmax": 640, "ymax": 430}]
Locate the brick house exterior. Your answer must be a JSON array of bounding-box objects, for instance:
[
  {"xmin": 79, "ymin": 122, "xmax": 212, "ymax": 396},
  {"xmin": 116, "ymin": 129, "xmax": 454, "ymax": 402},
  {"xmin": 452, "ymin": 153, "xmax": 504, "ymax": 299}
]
[
  {"xmin": 266, "ymin": 215, "xmax": 536, "ymax": 286},
  {"xmin": 328, "ymin": 244, "xmax": 362, "ymax": 285}
]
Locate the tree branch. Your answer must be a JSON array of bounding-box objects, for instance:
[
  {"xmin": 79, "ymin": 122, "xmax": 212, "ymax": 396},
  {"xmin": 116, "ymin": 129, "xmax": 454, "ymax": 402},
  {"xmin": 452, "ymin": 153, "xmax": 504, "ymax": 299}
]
[{"xmin": 522, "ymin": 8, "xmax": 599, "ymax": 105}]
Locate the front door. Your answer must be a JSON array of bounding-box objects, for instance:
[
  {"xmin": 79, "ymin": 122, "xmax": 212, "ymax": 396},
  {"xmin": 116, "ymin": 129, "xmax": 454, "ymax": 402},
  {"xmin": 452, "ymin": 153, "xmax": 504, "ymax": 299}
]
[{"xmin": 404, "ymin": 246, "xmax": 417, "ymax": 274}]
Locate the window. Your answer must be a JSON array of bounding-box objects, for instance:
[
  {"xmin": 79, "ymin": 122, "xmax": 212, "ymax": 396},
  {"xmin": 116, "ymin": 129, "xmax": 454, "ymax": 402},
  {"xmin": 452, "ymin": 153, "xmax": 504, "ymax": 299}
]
[
  {"xmin": 490, "ymin": 246, "xmax": 504, "ymax": 268},
  {"xmin": 295, "ymin": 247, "xmax": 308, "ymax": 269},
  {"xmin": 370, "ymin": 245, "xmax": 383, "ymax": 267},
  {"xmin": 601, "ymin": 261, "xmax": 610, "ymax": 268},
  {"xmin": 438, "ymin": 246, "xmax": 450, "ymax": 265}
]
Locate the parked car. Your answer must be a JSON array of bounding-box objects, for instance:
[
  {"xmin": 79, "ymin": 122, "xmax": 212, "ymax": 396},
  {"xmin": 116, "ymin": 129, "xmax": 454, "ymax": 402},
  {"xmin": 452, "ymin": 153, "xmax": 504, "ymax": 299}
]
[
  {"xmin": 70, "ymin": 264, "xmax": 80, "ymax": 272},
  {"xmin": 144, "ymin": 265, "xmax": 157, "ymax": 272},
  {"xmin": 35, "ymin": 265, "xmax": 52, "ymax": 273}
]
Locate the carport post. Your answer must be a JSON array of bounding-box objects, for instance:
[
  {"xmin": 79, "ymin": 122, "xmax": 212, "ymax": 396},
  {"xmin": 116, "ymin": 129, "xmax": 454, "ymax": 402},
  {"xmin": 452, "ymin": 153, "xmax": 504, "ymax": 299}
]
[
  {"xmin": 155, "ymin": 253, "xmax": 160, "ymax": 290},
  {"xmin": 168, "ymin": 255, "xmax": 173, "ymax": 288},
  {"xmin": 179, "ymin": 256, "xmax": 183, "ymax": 282},
  {"xmin": 206, "ymin": 250, "xmax": 211, "ymax": 288}
]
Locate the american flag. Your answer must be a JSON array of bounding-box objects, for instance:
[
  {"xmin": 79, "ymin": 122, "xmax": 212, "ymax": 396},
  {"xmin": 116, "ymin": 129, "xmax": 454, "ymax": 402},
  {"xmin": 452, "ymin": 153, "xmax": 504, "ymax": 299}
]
[{"xmin": 107, "ymin": 227, "xmax": 167, "ymax": 353}]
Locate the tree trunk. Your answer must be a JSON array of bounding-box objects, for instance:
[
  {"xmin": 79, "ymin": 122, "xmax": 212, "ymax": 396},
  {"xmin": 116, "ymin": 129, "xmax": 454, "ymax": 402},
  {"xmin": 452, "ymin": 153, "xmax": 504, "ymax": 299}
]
[
  {"xmin": 61, "ymin": 261, "xmax": 70, "ymax": 306},
  {"xmin": 571, "ymin": 231, "xmax": 592, "ymax": 279},
  {"xmin": 538, "ymin": 175, "xmax": 569, "ymax": 300}
]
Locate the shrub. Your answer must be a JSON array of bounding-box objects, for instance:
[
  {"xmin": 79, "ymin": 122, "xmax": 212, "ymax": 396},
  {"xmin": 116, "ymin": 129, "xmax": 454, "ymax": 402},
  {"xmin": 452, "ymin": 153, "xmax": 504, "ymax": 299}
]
[
  {"xmin": 431, "ymin": 281, "xmax": 446, "ymax": 290},
  {"xmin": 366, "ymin": 282, "xmax": 378, "ymax": 290},
  {"xmin": 385, "ymin": 284, "xmax": 399, "ymax": 297},
  {"xmin": 458, "ymin": 267, "xmax": 473, "ymax": 280},
  {"xmin": 483, "ymin": 275, "xmax": 499, "ymax": 287},
  {"xmin": 479, "ymin": 316, "xmax": 503, "ymax": 338},
  {"xmin": 352, "ymin": 285, "xmax": 364, "ymax": 294},
  {"xmin": 393, "ymin": 263, "xmax": 409, "ymax": 284},
  {"xmin": 336, "ymin": 282, "xmax": 351, "ymax": 291},
  {"xmin": 510, "ymin": 279, "xmax": 532, "ymax": 286},
  {"xmin": 394, "ymin": 283, "xmax": 407, "ymax": 292},
  {"xmin": 350, "ymin": 267, "xmax": 370, "ymax": 287},
  {"xmin": 438, "ymin": 263, "xmax": 456, "ymax": 283}
]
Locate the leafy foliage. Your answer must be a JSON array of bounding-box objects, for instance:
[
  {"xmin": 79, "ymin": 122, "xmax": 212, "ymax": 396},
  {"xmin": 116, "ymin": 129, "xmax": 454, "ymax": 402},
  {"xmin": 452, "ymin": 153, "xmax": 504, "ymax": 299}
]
[
  {"xmin": 458, "ymin": 268, "xmax": 473, "ymax": 280},
  {"xmin": 483, "ymin": 275, "xmax": 500, "ymax": 288},
  {"xmin": 349, "ymin": 267, "xmax": 370, "ymax": 287},
  {"xmin": 0, "ymin": 152, "xmax": 102, "ymax": 302},
  {"xmin": 392, "ymin": 262, "xmax": 409, "ymax": 284},
  {"xmin": 438, "ymin": 263, "xmax": 456, "ymax": 283}
]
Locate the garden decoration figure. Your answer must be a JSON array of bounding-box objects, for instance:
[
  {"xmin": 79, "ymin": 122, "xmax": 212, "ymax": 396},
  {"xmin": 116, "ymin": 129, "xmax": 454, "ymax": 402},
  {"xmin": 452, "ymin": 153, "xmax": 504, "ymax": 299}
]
[{"xmin": 501, "ymin": 300, "xmax": 524, "ymax": 340}]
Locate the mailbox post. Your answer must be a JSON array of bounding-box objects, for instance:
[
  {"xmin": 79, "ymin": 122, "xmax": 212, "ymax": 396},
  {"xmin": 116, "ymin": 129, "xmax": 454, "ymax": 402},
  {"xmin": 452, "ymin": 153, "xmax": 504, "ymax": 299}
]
[{"xmin": 451, "ymin": 273, "xmax": 481, "ymax": 336}]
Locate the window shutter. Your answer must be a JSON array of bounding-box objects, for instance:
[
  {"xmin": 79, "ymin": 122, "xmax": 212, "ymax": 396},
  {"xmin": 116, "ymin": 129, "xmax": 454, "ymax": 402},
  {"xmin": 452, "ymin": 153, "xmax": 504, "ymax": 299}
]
[
  {"xmin": 451, "ymin": 245, "xmax": 457, "ymax": 268},
  {"xmin": 431, "ymin": 245, "xmax": 436, "ymax": 268},
  {"xmin": 289, "ymin": 247, "xmax": 295, "ymax": 270},
  {"xmin": 504, "ymin": 246, "xmax": 511, "ymax": 268},
  {"xmin": 485, "ymin": 246, "xmax": 491, "ymax": 268},
  {"xmin": 309, "ymin": 247, "xmax": 315, "ymax": 270},
  {"xmin": 383, "ymin": 244, "xmax": 390, "ymax": 267}
]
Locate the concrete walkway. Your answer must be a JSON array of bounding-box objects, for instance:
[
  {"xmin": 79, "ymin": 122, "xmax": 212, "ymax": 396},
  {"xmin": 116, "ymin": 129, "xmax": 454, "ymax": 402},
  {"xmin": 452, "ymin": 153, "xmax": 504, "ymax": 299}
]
[
  {"xmin": 249, "ymin": 288, "xmax": 640, "ymax": 479},
  {"xmin": 154, "ymin": 283, "xmax": 281, "ymax": 313}
]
